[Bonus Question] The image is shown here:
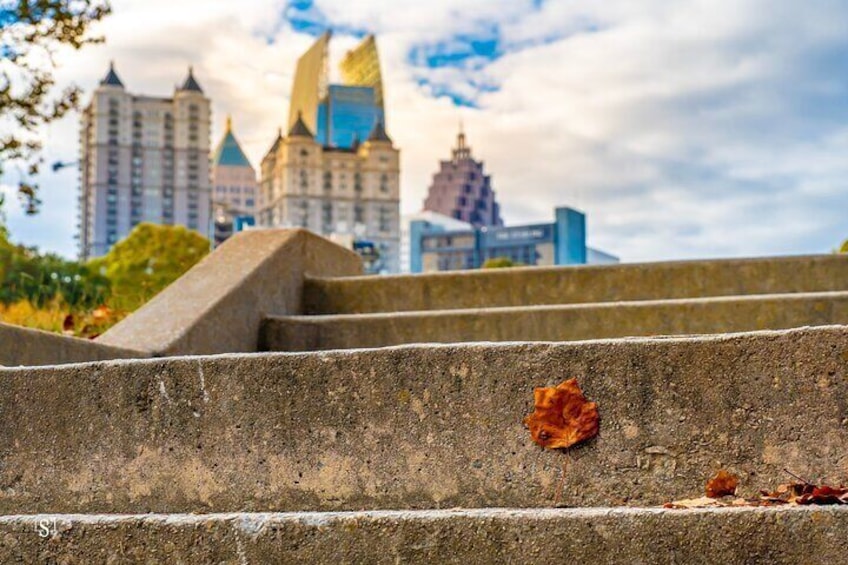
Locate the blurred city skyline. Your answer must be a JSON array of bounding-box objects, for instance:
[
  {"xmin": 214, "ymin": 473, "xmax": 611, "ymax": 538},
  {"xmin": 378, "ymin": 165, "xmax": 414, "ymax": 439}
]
[{"xmin": 2, "ymin": 0, "xmax": 847, "ymax": 261}]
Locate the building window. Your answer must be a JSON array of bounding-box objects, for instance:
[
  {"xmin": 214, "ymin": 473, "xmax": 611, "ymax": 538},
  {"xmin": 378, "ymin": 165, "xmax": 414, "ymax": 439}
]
[
  {"xmin": 354, "ymin": 204, "xmax": 364, "ymax": 224},
  {"xmin": 378, "ymin": 206, "xmax": 391, "ymax": 233},
  {"xmin": 379, "ymin": 173, "xmax": 389, "ymax": 193},
  {"xmin": 322, "ymin": 202, "xmax": 332, "ymax": 233}
]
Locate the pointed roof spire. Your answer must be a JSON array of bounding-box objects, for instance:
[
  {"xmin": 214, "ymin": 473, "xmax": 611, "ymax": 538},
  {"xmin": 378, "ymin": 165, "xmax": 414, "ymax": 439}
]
[
  {"xmin": 100, "ymin": 61, "xmax": 124, "ymax": 88},
  {"xmin": 367, "ymin": 120, "xmax": 392, "ymax": 143},
  {"xmin": 213, "ymin": 119, "xmax": 253, "ymax": 168},
  {"xmin": 453, "ymin": 123, "xmax": 471, "ymax": 161},
  {"xmin": 288, "ymin": 111, "xmax": 314, "ymax": 138},
  {"xmin": 267, "ymin": 127, "xmax": 284, "ymax": 154},
  {"xmin": 225, "ymin": 115, "xmax": 233, "ymax": 132},
  {"xmin": 179, "ymin": 66, "xmax": 204, "ymax": 93}
]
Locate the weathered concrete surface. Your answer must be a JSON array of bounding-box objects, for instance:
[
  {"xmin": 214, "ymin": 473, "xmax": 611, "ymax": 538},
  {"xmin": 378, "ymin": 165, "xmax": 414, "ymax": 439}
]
[
  {"xmin": 97, "ymin": 229, "xmax": 362, "ymax": 356},
  {"xmin": 0, "ymin": 326, "xmax": 847, "ymax": 512},
  {"xmin": 0, "ymin": 506, "xmax": 845, "ymax": 564},
  {"xmin": 304, "ymin": 254, "xmax": 848, "ymax": 314},
  {"xmin": 264, "ymin": 291, "xmax": 848, "ymax": 351},
  {"xmin": 0, "ymin": 322, "xmax": 144, "ymax": 367}
]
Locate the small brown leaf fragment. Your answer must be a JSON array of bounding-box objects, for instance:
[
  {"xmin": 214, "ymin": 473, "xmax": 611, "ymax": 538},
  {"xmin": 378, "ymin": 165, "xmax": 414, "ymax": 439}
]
[
  {"xmin": 524, "ymin": 378, "xmax": 599, "ymax": 450},
  {"xmin": 706, "ymin": 470, "xmax": 739, "ymax": 498}
]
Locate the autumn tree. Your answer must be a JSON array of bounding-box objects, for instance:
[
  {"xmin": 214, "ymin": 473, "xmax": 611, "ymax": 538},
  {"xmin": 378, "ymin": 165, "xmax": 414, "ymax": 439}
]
[
  {"xmin": 89, "ymin": 223, "xmax": 210, "ymax": 311},
  {"xmin": 840, "ymin": 240, "xmax": 848, "ymax": 254},
  {"xmin": 1, "ymin": 0, "xmax": 110, "ymax": 214}
]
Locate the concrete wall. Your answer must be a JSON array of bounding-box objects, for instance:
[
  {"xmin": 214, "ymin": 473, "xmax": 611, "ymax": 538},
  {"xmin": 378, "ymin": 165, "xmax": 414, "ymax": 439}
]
[
  {"xmin": 1, "ymin": 326, "xmax": 847, "ymax": 513},
  {"xmin": 0, "ymin": 322, "xmax": 144, "ymax": 367},
  {"xmin": 304, "ymin": 254, "xmax": 848, "ymax": 314},
  {"xmin": 264, "ymin": 290, "xmax": 848, "ymax": 351},
  {"xmin": 97, "ymin": 228, "xmax": 362, "ymax": 356}
]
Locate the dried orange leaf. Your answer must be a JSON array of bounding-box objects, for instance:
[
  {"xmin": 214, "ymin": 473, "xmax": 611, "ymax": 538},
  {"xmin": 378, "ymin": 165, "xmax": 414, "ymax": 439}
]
[
  {"xmin": 705, "ymin": 470, "xmax": 739, "ymax": 498},
  {"xmin": 524, "ymin": 378, "xmax": 599, "ymax": 450}
]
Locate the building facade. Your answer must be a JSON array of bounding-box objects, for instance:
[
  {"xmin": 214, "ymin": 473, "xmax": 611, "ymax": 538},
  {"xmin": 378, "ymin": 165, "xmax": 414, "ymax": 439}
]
[
  {"xmin": 316, "ymin": 85, "xmax": 385, "ymax": 148},
  {"xmin": 211, "ymin": 116, "xmax": 258, "ymax": 246},
  {"xmin": 258, "ymin": 116, "xmax": 401, "ymax": 273},
  {"xmin": 409, "ymin": 207, "xmax": 618, "ymax": 273},
  {"xmin": 400, "ymin": 210, "xmax": 472, "ymax": 273},
  {"xmin": 259, "ymin": 33, "xmax": 400, "ymax": 273},
  {"xmin": 423, "ymin": 128, "xmax": 503, "ymax": 228},
  {"xmin": 78, "ymin": 63, "xmax": 211, "ymax": 258}
]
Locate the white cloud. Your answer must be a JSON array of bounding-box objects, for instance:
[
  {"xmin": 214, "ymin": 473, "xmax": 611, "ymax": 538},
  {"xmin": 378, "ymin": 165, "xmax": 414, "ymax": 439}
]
[{"xmin": 3, "ymin": 0, "xmax": 847, "ymax": 259}]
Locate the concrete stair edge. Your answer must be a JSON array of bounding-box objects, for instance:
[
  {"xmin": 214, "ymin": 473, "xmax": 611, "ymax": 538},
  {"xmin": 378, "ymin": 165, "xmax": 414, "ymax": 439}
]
[
  {"xmin": 263, "ymin": 290, "xmax": 848, "ymax": 351},
  {"xmin": 304, "ymin": 253, "xmax": 848, "ymax": 314},
  {"xmin": 3, "ymin": 506, "xmax": 847, "ymax": 564}
]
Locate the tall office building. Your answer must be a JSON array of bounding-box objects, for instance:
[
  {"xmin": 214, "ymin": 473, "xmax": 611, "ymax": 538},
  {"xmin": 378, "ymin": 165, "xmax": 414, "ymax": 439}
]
[
  {"xmin": 423, "ymin": 128, "xmax": 504, "ymax": 228},
  {"xmin": 211, "ymin": 116, "xmax": 258, "ymax": 245},
  {"xmin": 78, "ymin": 63, "xmax": 211, "ymax": 258},
  {"xmin": 260, "ymin": 33, "xmax": 400, "ymax": 272},
  {"xmin": 288, "ymin": 32, "xmax": 385, "ymax": 150},
  {"xmin": 340, "ymin": 34, "xmax": 385, "ymax": 109}
]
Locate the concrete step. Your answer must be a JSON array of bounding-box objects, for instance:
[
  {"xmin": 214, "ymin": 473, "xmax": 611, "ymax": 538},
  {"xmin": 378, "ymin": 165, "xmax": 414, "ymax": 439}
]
[
  {"xmin": 2, "ymin": 506, "xmax": 846, "ymax": 563},
  {"xmin": 0, "ymin": 326, "xmax": 846, "ymax": 513},
  {"xmin": 304, "ymin": 254, "xmax": 848, "ymax": 314},
  {"xmin": 264, "ymin": 290, "xmax": 848, "ymax": 351}
]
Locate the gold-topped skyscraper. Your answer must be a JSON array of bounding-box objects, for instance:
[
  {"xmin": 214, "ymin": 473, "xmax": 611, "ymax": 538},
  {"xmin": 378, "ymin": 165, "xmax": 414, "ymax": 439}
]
[
  {"xmin": 287, "ymin": 31, "xmax": 330, "ymax": 134},
  {"xmin": 340, "ymin": 34, "xmax": 384, "ymax": 109},
  {"xmin": 287, "ymin": 33, "xmax": 386, "ymax": 147}
]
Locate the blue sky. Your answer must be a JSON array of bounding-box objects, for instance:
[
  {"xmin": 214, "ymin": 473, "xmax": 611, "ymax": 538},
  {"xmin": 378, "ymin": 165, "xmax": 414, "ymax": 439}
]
[{"xmin": 2, "ymin": 0, "xmax": 847, "ymax": 261}]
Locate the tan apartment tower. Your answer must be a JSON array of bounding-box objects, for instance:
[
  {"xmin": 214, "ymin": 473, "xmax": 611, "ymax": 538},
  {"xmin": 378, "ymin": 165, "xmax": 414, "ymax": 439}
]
[{"xmin": 78, "ymin": 63, "xmax": 211, "ymax": 258}]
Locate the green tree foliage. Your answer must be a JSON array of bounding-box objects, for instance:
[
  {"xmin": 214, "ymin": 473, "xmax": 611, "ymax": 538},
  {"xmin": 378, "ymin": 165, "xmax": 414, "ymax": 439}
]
[
  {"xmin": 90, "ymin": 223, "xmax": 210, "ymax": 310},
  {"xmin": 482, "ymin": 257, "xmax": 518, "ymax": 269},
  {"xmin": 1, "ymin": 0, "xmax": 111, "ymax": 213},
  {"xmin": 840, "ymin": 240, "xmax": 848, "ymax": 254},
  {"xmin": 0, "ymin": 224, "xmax": 109, "ymax": 307}
]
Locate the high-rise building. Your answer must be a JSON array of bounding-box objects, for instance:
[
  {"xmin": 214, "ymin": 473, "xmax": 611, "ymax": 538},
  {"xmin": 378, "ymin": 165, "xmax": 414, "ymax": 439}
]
[
  {"xmin": 316, "ymin": 85, "xmax": 384, "ymax": 148},
  {"xmin": 288, "ymin": 31, "xmax": 330, "ymax": 137},
  {"xmin": 258, "ymin": 115, "xmax": 400, "ymax": 273},
  {"xmin": 339, "ymin": 34, "xmax": 385, "ymax": 110},
  {"xmin": 211, "ymin": 116, "xmax": 258, "ymax": 245},
  {"xmin": 259, "ymin": 33, "xmax": 400, "ymax": 273},
  {"xmin": 423, "ymin": 128, "xmax": 504, "ymax": 228},
  {"xmin": 78, "ymin": 63, "xmax": 211, "ymax": 258},
  {"xmin": 288, "ymin": 32, "xmax": 385, "ymax": 150}
]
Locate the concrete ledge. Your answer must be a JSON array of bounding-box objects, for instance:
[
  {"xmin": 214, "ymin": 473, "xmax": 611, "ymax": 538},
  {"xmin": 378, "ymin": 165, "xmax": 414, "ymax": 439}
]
[
  {"xmin": 263, "ymin": 291, "xmax": 848, "ymax": 350},
  {"xmin": 0, "ymin": 322, "xmax": 144, "ymax": 367},
  {"xmin": 0, "ymin": 506, "xmax": 846, "ymax": 563},
  {"xmin": 0, "ymin": 326, "xmax": 847, "ymax": 512},
  {"xmin": 96, "ymin": 229, "xmax": 362, "ymax": 356},
  {"xmin": 304, "ymin": 254, "xmax": 848, "ymax": 314}
]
